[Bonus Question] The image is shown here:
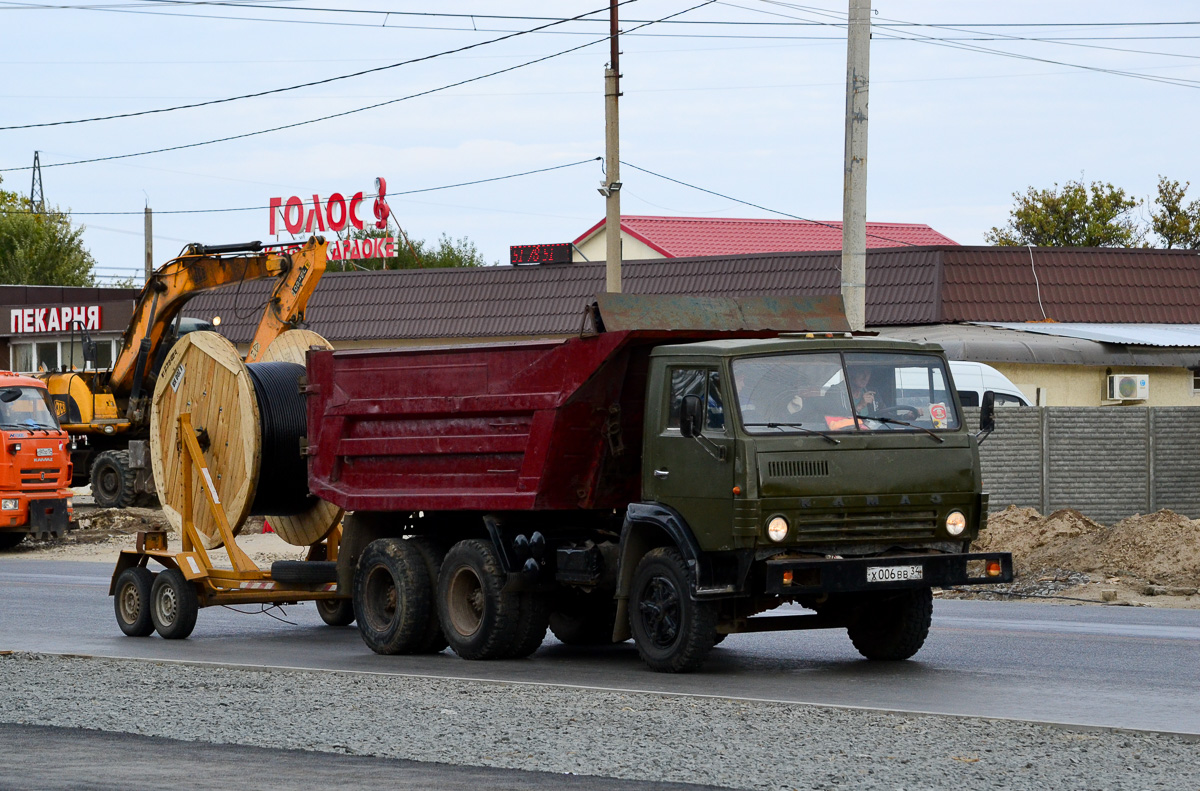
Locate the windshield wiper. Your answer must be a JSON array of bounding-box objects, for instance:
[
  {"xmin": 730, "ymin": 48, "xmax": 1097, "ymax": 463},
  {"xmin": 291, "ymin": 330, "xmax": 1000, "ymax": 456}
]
[
  {"xmin": 857, "ymin": 414, "xmax": 945, "ymax": 443},
  {"xmin": 744, "ymin": 422, "xmax": 840, "ymax": 445}
]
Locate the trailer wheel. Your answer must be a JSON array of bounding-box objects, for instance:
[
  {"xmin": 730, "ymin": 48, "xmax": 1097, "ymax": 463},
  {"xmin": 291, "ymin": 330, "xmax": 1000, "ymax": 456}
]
[
  {"xmin": 0, "ymin": 532, "xmax": 25, "ymax": 551},
  {"xmin": 114, "ymin": 566, "xmax": 156, "ymax": 637},
  {"xmin": 316, "ymin": 598, "xmax": 355, "ymax": 627},
  {"xmin": 150, "ymin": 568, "xmax": 198, "ymax": 639},
  {"xmin": 437, "ymin": 539, "xmax": 519, "ymax": 660},
  {"xmin": 352, "ymin": 538, "xmax": 431, "ymax": 654},
  {"xmin": 549, "ymin": 594, "xmax": 620, "ymax": 646},
  {"xmin": 847, "ymin": 587, "xmax": 933, "ymax": 661},
  {"xmin": 629, "ymin": 547, "xmax": 718, "ymax": 673},
  {"xmin": 408, "ymin": 538, "xmax": 449, "ymax": 654},
  {"xmin": 91, "ymin": 450, "xmax": 137, "ymax": 509},
  {"xmin": 501, "ymin": 592, "xmax": 550, "ymax": 659}
]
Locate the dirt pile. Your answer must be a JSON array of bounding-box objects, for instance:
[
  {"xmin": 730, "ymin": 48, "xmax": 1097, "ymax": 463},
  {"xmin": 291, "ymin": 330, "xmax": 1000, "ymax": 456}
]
[{"xmin": 975, "ymin": 505, "xmax": 1200, "ymax": 588}]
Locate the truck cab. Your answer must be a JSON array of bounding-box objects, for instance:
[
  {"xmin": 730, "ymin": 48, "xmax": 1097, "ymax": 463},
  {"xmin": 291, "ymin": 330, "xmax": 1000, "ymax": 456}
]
[
  {"xmin": 0, "ymin": 373, "xmax": 74, "ymax": 549},
  {"xmin": 644, "ymin": 337, "xmax": 984, "ymax": 556}
]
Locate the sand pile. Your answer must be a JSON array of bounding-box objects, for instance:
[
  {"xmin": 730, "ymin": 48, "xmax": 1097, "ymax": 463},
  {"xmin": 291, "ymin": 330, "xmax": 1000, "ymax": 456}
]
[{"xmin": 976, "ymin": 506, "xmax": 1200, "ymax": 588}]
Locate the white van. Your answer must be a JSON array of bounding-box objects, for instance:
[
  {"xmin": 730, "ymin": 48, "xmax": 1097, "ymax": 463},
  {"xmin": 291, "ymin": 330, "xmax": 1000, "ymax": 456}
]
[{"xmin": 948, "ymin": 361, "xmax": 1031, "ymax": 407}]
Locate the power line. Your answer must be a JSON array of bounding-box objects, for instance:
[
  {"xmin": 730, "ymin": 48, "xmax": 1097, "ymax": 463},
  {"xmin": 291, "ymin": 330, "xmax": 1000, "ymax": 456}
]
[
  {"xmin": 0, "ymin": 0, "xmax": 638, "ymax": 131},
  {"xmin": 0, "ymin": 157, "xmax": 601, "ymax": 215},
  {"xmin": 621, "ymin": 161, "xmax": 918, "ymax": 248},
  {"xmin": 0, "ymin": 2, "xmax": 715, "ymax": 173},
  {"xmin": 736, "ymin": 0, "xmax": 1200, "ymax": 89}
]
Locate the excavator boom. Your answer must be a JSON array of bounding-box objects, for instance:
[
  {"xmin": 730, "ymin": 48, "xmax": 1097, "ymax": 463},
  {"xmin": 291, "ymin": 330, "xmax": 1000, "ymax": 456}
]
[{"xmin": 108, "ymin": 236, "xmax": 327, "ymax": 406}]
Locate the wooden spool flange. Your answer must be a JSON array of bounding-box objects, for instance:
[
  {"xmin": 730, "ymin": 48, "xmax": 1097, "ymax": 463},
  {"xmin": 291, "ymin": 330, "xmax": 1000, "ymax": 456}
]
[{"xmin": 150, "ymin": 329, "xmax": 341, "ymax": 549}]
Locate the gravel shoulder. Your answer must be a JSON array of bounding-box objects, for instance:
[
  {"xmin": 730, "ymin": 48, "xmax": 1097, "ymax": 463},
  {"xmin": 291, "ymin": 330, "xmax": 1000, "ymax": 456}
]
[{"xmin": 0, "ymin": 652, "xmax": 1196, "ymax": 791}]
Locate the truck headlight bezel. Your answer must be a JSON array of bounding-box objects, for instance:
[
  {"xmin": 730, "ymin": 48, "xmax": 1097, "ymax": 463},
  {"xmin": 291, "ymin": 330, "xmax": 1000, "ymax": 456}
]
[
  {"xmin": 945, "ymin": 510, "xmax": 967, "ymax": 536},
  {"xmin": 766, "ymin": 515, "xmax": 789, "ymax": 543},
  {"xmin": 1, "ymin": 499, "xmax": 19, "ymax": 511}
]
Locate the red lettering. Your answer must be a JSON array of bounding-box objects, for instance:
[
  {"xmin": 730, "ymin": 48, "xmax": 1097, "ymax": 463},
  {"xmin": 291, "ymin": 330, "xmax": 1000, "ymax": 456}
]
[
  {"xmin": 284, "ymin": 197, "xmax": 304, "ymax": 235},
  {"xmin": 328, "ymin": 241, "xmax": 341, "ymax": 261},
  {"xmin": 326, "ymin": 193, "xmax": 347, "ymax": 232},
  {"xmin": 72, "ymin": 306, "xmax": 86, "ymax": 329},
  {"xmin": 349, "ymin": 192, "xmax": 364, "ymax": 230},
  {"xmin": 309, "ymin": 194, "xmax": 326, "ymax": 232},
  {"xmin": 10, "ymin": 310, "xmax": 21, "ymax": 333},
  {"xmin": 34, "ymin": 309, "xmax": 46, "ymax": 333},
  {"xmin": 269, "ymin": 197, "xmax": 282, "ymax": 235},
  {"xmin": 60, "ymin": 307, "xmax": 72, "ymax": 331},
  {"xmin": 46, "ymin": 309, "xmax": 60, "ymax": 333},
  {"xmin": 350, "ymin": 240, "xmax": 361, "ymax": 259},
  {"xmin": 86, "ymin": 306, "xmax": 100, "ymax": 331},
  {"xmin": 23, "ymin": 309, "xmax": 33, "ymax": 332},
  {"xmin": 384, "ymin": 237, "xmax": 396, "ymax": 258}
]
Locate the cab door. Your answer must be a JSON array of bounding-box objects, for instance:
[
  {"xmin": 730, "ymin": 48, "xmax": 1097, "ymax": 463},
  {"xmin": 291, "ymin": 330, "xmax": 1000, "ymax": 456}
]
[{"xmin": 643, "ymin": 365, "xmax": 734, "ymax": 549}]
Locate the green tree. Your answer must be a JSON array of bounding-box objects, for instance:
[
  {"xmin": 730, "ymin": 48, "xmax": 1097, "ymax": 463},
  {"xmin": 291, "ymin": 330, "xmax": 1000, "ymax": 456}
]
[
  {"xmin": 1149, "ymin": 176, "xmax": 1200, "ymax": 249},
  {"xmin": 0, "ymin": 176, "xmax": 96, "ymax": 285},
  {"xmin": 986, "ymin": 179, "xmax": 1144, "ymax": 247},
  {"xmin": 330, "ymin": 227, "xmax": 491, "ymax": 272}
]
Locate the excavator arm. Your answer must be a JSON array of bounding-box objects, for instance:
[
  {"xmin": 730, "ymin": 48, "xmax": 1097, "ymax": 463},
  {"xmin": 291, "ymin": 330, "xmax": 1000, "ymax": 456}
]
[{"xmin": 108, "ymin": 236, "xmax": 326, "ymax": 422}]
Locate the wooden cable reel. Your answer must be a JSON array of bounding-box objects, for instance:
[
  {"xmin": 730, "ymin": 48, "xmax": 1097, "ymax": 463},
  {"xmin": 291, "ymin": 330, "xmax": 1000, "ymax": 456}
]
[{"xmin": 150, "ymin": 329, "xmax": 342, "ymax": 549}]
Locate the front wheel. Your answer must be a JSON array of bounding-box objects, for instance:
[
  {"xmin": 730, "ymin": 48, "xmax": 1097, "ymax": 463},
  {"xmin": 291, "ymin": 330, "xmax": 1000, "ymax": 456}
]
[
  {"xmin": 150, "ymin": 568, "xmax": 198, "ymax": 639},
  {"xmin": 629, "ymin": 547, "xmax": 717, "ymax": 673},
  {"xmin": 847, "ymin": 587, "xmax": 933, "ymax": 660},
  {"xmin": 91, "ymin": 450, "xmax": 137, "ymax": 509}
]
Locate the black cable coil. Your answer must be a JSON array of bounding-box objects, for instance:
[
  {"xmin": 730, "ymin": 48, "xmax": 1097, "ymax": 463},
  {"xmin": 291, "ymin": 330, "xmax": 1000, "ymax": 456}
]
[{"xmin": 246, "ymin": 361, "xmax": 316, "ymax": 516}]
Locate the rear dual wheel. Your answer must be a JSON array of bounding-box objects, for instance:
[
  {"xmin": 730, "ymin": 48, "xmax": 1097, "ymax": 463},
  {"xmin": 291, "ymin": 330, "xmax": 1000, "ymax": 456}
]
[
  {"xmin": 150, "ymin": 568, "xmax": 198, "ymax": 640},
  {"xmin": 437, "ymin": 539, "xmax": 547, "ymax": 660},
  {"xmin": 114, "ymin": 566, "xmax": 155, "ymax": 637},
  {"xmin": 353, "ymin": 538, "xmax": 446, "ymax": 654}
]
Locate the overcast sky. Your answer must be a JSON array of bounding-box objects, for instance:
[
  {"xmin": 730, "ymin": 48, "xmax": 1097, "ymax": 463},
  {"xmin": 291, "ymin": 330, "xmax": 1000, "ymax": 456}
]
[{"xmin": 4, "ymin": 1, "xmax": 1198, "ymax": 282}]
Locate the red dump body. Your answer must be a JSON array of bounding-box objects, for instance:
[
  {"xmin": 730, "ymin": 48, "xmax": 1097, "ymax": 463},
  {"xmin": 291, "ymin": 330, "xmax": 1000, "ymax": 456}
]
[{"xmin": 307, "ymin": 329, "xmax": 729, "ymax": 513}]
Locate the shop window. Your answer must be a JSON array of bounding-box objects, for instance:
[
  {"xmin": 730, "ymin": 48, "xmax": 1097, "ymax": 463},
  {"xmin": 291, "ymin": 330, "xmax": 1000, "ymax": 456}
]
[
  {"xmin": 96, "ymin": 340, "xmax": 114, "ymax": 369},
  {"xmin": 35, "ymin": 341, "xmax": 58, "ymax": 372},
  {"xmin": 1193, "ymin": 369, "xmax": 1200, "ymax": 395},
  {"xmin": 10, "ymin": 343, "xmax": 33, "ymax": 373}
]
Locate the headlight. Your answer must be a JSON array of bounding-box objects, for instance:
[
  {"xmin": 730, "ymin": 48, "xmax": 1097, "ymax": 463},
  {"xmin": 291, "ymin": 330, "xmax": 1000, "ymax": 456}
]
[
  {"xmin": 945, "ymin": 510, "xmax": 967, "ymax": 536},
  {"xmin": 67, "ymin": 497, "xmax": 74, "ymax": 509},
  {"xmin": 766, "ymin": 515, "xmax": 789, "ymax": 542},
  {"xmin": 2, "ymin": 499, "xmax": 19, "ymax": 511}
]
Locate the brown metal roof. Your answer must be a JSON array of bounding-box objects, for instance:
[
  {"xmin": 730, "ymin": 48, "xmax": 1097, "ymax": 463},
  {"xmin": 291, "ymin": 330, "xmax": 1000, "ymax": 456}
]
[
  {"xmin": 941, "ymin": 246, "xmax": 1200, "ymax": 323},
  {"xmin": 181, "ymin": 245, "xmax": 1200, "ymax": 343}
]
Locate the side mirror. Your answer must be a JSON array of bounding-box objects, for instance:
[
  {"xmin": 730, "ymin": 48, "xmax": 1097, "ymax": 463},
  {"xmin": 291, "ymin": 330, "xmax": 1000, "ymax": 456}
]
[
  {"xmin": 680, "ymin": 394, "xmax": 704, "ymax": 439},
  {"xmin": 0, "ymin": 389, "xmax": 21, "ymax": 403},
  {"xmin": 976, "ymin": 390, "xmax": 995, "ymax": 444}
]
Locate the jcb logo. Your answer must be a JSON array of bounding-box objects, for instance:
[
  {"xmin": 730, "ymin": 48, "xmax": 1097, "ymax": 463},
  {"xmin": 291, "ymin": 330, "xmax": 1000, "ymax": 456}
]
[
  {"xmin": 291, "ymin": 265, "xmax": 309, "ymax": 296},
  {"xmin": 54, "ymin": 401, "xmax": 66, "ymax": 418}
]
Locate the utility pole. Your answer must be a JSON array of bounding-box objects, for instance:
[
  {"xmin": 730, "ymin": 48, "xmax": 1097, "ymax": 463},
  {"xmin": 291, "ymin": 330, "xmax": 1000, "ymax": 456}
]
[
  {"xmin": 603, "ymin": 0, "xmax": 622, "ymax": 293},
  {"xmin": 29, "ymin": 151, "xmax": 45, "ymax": 214},
  {"xmin": 144, "ymin": 205, "xmax": 153, "ymax": 285},
  {"xmin": 841, "ymin": 0, "xmax": 870, "ymax": 331}
]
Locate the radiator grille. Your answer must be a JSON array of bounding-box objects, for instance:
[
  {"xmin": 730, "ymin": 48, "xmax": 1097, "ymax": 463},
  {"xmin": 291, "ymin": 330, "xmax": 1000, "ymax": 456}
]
[{"xmin": 767, "ymin": 459, "xmax": 829, "ymax": 478}]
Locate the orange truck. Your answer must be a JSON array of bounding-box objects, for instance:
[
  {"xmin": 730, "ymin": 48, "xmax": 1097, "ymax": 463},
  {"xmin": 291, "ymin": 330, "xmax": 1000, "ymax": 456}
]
[{"xmin": 0, "ymin": 372, "xmax": 74, "ymax": 550}]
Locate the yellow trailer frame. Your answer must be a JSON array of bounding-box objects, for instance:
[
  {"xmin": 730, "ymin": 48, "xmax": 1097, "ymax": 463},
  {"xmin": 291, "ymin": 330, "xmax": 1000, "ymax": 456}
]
[{"xmin": 109, "ymin": 412, "xmax": 345, "ymax": 612}]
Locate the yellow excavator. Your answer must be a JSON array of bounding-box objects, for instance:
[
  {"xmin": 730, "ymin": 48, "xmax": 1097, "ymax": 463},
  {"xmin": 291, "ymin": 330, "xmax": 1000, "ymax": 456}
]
[{"xmin": 41, "ymin": 236, "xmax": 327, "ymax": 507}]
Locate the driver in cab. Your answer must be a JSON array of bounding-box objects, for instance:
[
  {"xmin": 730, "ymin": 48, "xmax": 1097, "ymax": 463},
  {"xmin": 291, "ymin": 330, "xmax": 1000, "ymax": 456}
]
[{"xmin": 849, "ymin": 366, "xmax": 885, "ymax": 416}]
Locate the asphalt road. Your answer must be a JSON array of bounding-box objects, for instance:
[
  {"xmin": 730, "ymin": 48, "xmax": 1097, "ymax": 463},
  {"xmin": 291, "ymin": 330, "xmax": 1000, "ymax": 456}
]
[
  {"xmin": 2, "ymin": 559, "xmax": 1198, "ymax": 736},
  {"xmin": 0, "ymin": 723, "xmax": 725, "ymax": 791}
]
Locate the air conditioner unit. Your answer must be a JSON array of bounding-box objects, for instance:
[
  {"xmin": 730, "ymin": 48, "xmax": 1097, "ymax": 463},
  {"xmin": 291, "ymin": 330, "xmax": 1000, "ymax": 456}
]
[{"xmin": 1107, "ymin": 374, "xmax": 1149, "ymax": 401}]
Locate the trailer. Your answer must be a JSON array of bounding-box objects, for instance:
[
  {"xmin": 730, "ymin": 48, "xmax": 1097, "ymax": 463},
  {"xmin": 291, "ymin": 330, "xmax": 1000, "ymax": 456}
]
[{"xmin": 304, "ymin": 294, "xmax": 1013, "ymax": 672}]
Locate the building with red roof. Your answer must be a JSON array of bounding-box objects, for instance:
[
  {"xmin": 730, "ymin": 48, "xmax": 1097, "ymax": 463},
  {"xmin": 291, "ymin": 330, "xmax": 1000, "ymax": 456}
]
[{"xmin": 571, "ymin": 215, "xmax": 957, "ymax": 261}]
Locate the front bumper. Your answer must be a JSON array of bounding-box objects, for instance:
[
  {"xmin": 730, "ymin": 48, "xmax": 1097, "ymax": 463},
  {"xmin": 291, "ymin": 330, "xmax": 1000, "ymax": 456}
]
[
  {"xmin": 2, "ymin": 494, "xmax": 73, "ymax": 539},
  {"xmin": 764, "ymin": 551, "xmax": 1014, "ymax": 596}
]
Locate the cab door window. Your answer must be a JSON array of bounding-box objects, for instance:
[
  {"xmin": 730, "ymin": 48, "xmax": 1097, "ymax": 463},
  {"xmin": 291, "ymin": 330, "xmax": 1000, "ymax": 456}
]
[{"xmin": 668, "ymin": 368, "xmax": 724, "ymax": 433}]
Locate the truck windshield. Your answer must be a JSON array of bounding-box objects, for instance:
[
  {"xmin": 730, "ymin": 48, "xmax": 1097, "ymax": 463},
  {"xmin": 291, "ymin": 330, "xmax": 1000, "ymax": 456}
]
[
  {"xmin": 732, "ymin": 351, "xmax": 960, "ymax": 434},
  {"xmin": 0, "ymin": 387, "xmax": 60, "ymax": 430}
]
